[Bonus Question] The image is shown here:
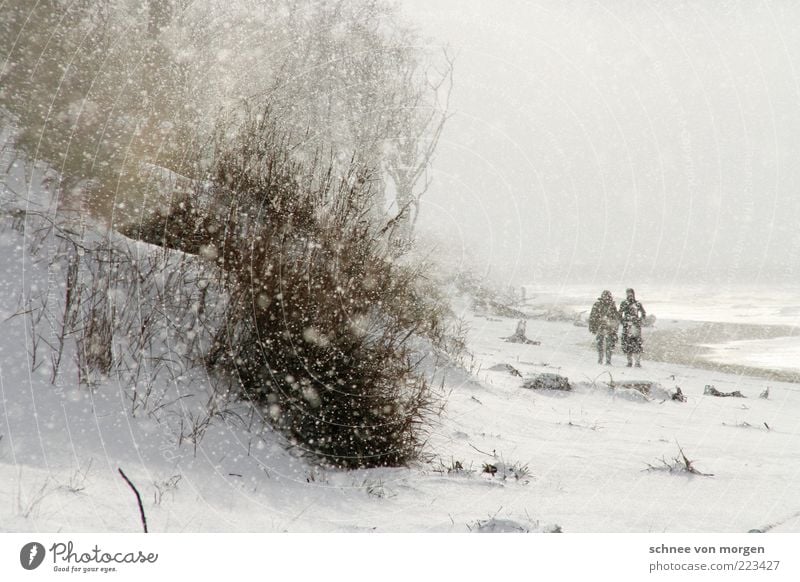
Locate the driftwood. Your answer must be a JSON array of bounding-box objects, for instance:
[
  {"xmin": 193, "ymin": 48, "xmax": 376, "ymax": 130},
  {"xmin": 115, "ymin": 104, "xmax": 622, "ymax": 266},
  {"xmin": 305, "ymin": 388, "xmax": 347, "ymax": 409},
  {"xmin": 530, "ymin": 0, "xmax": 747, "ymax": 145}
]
[
  {"xmin": 503, "ymin": 320, "xmax": 540, "ymax": 345},
  {"xmin": 704, "ymin": 385, "xmax": 745, "ymax": 398}
]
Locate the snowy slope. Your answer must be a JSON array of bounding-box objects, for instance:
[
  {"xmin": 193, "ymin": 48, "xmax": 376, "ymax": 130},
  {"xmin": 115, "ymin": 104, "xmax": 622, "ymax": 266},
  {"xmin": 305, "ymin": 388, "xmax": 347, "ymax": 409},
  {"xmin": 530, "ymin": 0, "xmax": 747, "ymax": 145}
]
[{"xmin": 1, "ymin": 215, "xmax": 799, "ymax": 533}]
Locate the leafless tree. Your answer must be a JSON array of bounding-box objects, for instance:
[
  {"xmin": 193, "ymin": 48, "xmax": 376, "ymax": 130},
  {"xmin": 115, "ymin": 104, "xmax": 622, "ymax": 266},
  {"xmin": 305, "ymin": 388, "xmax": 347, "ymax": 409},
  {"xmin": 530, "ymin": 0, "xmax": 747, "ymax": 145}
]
[{"xmin": 384, "ymin": 49, "xmax": 454, "ymax": 237}]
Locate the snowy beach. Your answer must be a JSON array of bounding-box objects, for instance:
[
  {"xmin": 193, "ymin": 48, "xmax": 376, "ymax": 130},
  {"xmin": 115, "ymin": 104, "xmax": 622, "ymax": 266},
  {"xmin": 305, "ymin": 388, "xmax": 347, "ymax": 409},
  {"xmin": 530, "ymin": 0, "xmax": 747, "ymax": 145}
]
[
  {"xmin": 1, "ymin": 245, "xmax": 798, "ymax": 533},
  {"xmin": 523, "ymin": 284, "xmax": 800, "ymax": 379},
  {"xmin": 3, "ymin": 0, "xmax": 800, "ymax": 546}
]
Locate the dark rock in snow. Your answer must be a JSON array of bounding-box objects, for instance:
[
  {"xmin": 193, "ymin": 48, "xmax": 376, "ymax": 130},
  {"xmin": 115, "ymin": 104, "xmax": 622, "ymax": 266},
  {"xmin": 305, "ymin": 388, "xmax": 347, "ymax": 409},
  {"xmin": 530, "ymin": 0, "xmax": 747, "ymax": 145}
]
[{"xmin": 523, "ymin": 373, "xmax": 571, "ymax": 391}]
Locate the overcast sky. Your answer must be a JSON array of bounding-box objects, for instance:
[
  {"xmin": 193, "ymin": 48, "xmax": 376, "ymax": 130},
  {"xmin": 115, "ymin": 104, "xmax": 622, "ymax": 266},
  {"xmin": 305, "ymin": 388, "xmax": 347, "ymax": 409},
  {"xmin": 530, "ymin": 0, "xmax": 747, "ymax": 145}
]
[{"xmin": 399, "ymin": 0, "xmax": 800, "ymax": 287}]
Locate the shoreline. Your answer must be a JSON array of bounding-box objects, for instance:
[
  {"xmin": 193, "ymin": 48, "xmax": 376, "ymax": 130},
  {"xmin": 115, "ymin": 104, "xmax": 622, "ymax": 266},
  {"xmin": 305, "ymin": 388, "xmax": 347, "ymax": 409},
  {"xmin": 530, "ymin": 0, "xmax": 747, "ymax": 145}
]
[
  {"xmin": 641, "ymin": 321, "xmax": 800, "ymax": 384},
  {"xmin": 523, "ymin": 304, "xmax": 800, "ymax": 384}
]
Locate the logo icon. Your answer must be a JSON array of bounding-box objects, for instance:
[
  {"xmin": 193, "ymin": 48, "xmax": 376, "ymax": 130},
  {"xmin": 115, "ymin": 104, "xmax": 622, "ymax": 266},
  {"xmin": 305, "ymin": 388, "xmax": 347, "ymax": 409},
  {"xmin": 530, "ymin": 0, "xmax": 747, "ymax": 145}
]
[{"xmin": 20, "ymin": 542, "xmax": 46, "ymax": 570}]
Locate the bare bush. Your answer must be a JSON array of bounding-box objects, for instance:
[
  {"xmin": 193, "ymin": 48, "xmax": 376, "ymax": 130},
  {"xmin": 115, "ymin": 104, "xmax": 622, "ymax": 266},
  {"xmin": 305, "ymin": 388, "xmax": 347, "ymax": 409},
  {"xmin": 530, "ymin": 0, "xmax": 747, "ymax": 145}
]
[
  {"xmin": 11, "ymin": 207, "xmax": 235, "ymax": 459},
  {"xmin": 644, "ymin": 444, "xmax": 713, "ymax": 477},
  {"xmin": 14, "ymin": 97, "xmax": 447, "ymax": 469},
  {"xmin": 431, "ymin": 457, "xmax": 474, "ymax": 476},
  {"xmin": 123, "ymin": 109, "xmax": 445, "ymax": 468}
]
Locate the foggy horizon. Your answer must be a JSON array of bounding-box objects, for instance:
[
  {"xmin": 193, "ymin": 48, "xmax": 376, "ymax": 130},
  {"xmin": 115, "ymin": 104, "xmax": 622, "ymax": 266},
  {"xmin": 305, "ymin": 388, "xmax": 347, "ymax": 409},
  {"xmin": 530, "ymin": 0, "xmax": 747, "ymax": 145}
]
[{"xmin": 402, "ymin": 0, "xmax": 800, "ymax": 287}]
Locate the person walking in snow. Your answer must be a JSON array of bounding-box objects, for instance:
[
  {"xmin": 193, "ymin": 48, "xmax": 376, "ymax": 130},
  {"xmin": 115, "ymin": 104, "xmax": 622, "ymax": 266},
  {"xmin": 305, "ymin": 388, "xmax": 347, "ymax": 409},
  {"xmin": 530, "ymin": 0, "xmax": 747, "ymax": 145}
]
[
  {"xmin": 619, "ymin": 288, "xmax": 647, "ymax": 367},
  {"xmin": 589, "ymin": 290, "xmax": 620, "ymax": 365}
]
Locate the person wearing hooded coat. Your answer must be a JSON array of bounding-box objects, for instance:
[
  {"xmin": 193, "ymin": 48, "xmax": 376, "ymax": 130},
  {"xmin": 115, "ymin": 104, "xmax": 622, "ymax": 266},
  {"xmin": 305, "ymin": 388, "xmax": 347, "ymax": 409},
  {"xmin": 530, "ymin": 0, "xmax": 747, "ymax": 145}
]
[
  {"xmin": 589, "ymin": 290, "xmax": 620, "ymax": 365},
  {"xmin": 619, "ymin": 288, "xmax": 647, "ymax": 367}
]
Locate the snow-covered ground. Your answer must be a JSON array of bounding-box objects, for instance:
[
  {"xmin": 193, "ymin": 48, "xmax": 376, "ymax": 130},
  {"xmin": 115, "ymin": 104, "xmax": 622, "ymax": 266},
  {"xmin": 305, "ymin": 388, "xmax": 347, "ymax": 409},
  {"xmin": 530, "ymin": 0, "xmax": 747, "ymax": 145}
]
[{"xmin": 1, "ymin": 215, "xmax": 799, "ymax": 533}]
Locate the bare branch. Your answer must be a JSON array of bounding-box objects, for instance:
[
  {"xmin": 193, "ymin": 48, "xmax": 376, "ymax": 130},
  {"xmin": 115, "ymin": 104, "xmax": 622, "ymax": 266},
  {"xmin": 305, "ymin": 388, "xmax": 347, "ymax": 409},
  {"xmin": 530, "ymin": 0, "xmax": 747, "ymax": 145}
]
[{"xmin": 118, "ymin": 468, "xmax": 149, "ymax": 533}]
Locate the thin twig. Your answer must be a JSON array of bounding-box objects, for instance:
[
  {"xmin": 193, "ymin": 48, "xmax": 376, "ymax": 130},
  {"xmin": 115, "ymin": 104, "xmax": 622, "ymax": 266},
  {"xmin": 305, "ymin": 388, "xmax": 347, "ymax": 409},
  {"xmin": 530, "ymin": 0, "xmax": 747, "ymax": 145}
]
[
  {"xmin": 468, "ymin": 442, "xmax": 495, "ymax": 457},
  {"xmin": 118, "ymin": 468, "xmax": 148, "ymax": 533}
]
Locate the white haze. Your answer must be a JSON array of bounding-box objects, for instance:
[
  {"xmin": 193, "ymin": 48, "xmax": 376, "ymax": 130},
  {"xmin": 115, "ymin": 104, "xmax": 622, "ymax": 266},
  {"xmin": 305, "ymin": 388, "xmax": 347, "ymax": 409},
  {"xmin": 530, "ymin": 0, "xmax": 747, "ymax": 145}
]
[{"xmin": 401, "ymin": 0, "xmax": 800, "ymax": 287}]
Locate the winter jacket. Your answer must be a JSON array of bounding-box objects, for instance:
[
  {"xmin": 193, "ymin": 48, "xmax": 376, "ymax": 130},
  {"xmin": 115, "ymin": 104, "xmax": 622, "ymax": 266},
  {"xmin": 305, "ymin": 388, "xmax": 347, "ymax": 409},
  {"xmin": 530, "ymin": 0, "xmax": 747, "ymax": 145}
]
[
  {"xmin": 589, "ymin": 298, "xmax": 620, "ymax": 336},
  {"xmin": 619, "ymin": 299, "xmax": 646, "ymax": 329},
  {"xmin": 619, "ymin": 298, "xmax": 646, "ymax": 354}
]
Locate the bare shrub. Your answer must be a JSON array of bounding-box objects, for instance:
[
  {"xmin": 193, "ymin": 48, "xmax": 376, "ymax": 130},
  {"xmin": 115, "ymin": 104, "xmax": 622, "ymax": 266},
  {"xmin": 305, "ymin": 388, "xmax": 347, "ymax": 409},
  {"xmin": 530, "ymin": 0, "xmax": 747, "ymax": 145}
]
[
  {"xmin": 127, "ymin": 109, "xmax": 444, "ymax": 468},
  {"xmin": 14, "ymin": 100, "xmax": 446, "ymax": 468},
  {"xmin": 432, "ymin": 457, "xmax": 473, "ymax": 476},
  {"xmin": 12, "ymin": 208, "xmax": 234, "ymax": 455},
  {"xmin": 644, "ymin": 444, "xmax": 713, "ymax": 477},
  {"xmin": 482, "ymin": 460, "xmax": 531, "ymax": 482},
  {"xmin": 75, "ymin": 249, "xmax": 115, "ymax": 385}
]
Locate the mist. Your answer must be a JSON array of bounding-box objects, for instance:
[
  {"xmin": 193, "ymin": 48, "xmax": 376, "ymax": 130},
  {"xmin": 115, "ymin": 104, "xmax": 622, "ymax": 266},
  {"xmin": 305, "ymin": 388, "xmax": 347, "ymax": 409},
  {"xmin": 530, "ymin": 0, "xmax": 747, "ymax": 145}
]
[{"xmin": 402, "ymin": 0, "xmax": 800, "ymax": 287}]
